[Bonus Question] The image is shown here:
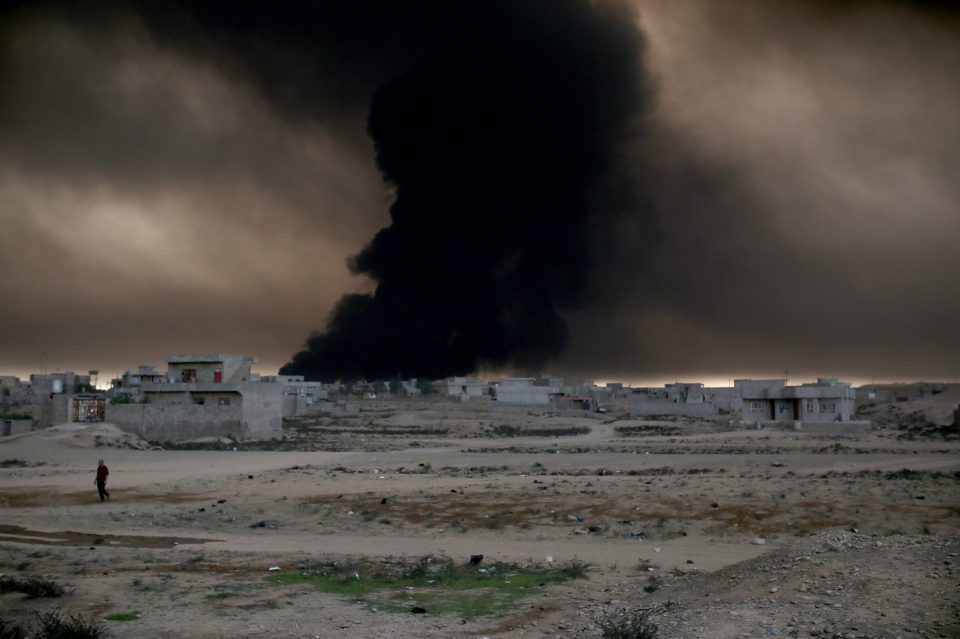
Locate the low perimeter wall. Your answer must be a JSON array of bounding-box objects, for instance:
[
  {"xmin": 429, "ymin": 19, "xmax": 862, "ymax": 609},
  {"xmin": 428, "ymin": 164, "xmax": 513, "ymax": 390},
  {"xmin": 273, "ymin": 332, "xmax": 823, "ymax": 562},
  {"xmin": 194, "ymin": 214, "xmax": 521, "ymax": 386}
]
[
  {"xmin": 630, "ymin": 401, "xmax": 719, "ymax": 417},
  {"xmin": 744, "ymin": 420, "xmax": 874, "ymax": 436},
  {"xmin": 1, "ymin": 419, "xmax": 34, "ymax": 437},
  {"xmin": 107, "ymin": 403, "xmax": 245, "ymax": 443}
]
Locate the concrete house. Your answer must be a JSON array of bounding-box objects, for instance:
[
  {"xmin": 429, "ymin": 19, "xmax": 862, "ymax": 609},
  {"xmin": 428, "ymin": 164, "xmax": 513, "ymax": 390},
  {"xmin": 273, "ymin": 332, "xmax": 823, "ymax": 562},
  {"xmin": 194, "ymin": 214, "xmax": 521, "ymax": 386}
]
[
  {"xmin": 107, "ymin": 354, "xmax": 282, "ymax": 442},
  {"xmin": 398, "ymin": 378, "xmax": 422, "ymax": 396},
  {"xmin": 494, "ymin": 378, "xmax": 562, "ymax": 405},
  {"xmin": 631, "ymin": 382, "xmax": 724, "ymax": 417},
  {"xmin": 18, "ymin": 392, "xmax": 106, "ymax": 432},
  {"xmin": 0, "ymin": 375, "xmax": 20, "ymax": 396},
  {"xmin": 262, "ymin": 375, "xmax": 331, "ymax": 416},
  {"xmin": 166, "ymin": 354, "xmax": 255, "ymax": 384},
  {"xmin": 702, "ymin": 387, "xmax": 742, "ymax": 413},
  {"xmin": 440, "ymin": 377, "xmax": 489, "ymax": 399},
  {"xmin": 30, "ymin": 372, "xmax": 92, "ymax": 395},
  {"xmin": 553, "ymin": 394, "xmax": 596, "ymax": 411},
  {"xmin": 736, "ymin": 378, "xmax": 856, "ymax": 424},
  {"xmin": 1, "ymin": 376, "xmax": 34, "ymax": 436},
  {"xmin": 27, "ymin": 372, "xmax": 101, "ymax": 428},
  {"xmin": 111, "ymin": 365, "xmax": 166, "ymax": 398}
]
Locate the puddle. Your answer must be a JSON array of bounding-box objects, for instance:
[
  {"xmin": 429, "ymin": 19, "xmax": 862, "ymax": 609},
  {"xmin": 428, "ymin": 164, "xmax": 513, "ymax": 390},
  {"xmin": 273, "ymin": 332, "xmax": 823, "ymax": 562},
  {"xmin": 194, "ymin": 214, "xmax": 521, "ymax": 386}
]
[
  {"xmin": 0, "ymin": 525, "xmax": 219, "ymax": 548},
  {"xmin": 0, "ymin": 489, "xmax": 212, "ymax": 508}
]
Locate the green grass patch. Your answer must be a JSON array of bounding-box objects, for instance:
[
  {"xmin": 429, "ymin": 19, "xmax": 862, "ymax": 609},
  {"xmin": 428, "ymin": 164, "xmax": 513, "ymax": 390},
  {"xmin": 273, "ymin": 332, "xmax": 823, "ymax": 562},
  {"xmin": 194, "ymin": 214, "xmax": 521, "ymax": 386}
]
[
  {"xmin": 103, "ymin": 612, "xmax": 139, "ymax": 622},
  {"xmin": 267, "ymin": 556, "xmax": 584, "ymax": 618}
]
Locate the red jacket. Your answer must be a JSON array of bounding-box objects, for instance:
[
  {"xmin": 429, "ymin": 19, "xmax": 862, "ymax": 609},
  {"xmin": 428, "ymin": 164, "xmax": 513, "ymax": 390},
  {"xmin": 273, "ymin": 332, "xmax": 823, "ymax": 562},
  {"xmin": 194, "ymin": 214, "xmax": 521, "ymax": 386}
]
[{"xmin": 96, "ymin": 465, "xmax": 109, "ymax": 483}]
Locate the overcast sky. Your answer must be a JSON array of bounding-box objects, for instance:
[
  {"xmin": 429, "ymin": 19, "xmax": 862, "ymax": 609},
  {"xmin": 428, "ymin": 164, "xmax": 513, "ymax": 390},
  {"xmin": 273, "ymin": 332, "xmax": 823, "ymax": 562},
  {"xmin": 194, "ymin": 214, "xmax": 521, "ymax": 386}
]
[{"xmin": 1, "ymin": 0, "xmax": 958, "ymax": 385}]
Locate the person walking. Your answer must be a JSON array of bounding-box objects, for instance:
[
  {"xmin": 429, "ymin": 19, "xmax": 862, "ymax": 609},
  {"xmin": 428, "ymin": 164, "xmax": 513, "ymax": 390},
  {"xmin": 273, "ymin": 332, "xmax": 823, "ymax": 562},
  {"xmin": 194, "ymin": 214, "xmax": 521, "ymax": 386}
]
[{"xmin": 95, "ymin": 459, "xmax": 110, "ymax": 502}]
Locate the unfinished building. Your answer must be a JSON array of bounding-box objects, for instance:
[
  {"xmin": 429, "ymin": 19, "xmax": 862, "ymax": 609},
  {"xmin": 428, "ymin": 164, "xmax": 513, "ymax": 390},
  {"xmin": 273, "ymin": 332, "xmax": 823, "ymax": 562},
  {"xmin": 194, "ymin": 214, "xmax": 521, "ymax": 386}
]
[{"xmin": 107, "ymin": 354, "xmax": 282, "ymax": 443}]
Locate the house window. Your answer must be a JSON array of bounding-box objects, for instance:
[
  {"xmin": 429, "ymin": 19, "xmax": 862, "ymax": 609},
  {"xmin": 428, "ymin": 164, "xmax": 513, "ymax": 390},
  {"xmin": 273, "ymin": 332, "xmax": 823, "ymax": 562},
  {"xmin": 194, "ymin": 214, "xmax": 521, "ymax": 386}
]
[
  {"xmin": 750, "ymin": 401, "xmax": 767, "ymax": 412},
  {"xmin": 181, "ymin": 369, "xmax": 197, "ymax": 383},
  {"xmin": 819, "ymin": 400, "xmax": 836, "ymax": 413},
  {"xmin": 192, "ymin": 396, "xmax": 205, "ymax": 405},
  {"xmin": 777, "ymin": 403, "xmax": 790, "ymax": 414},
  {"xmin": 217, "ymin": 397, "xmax": 231, "ymax": 406},
  {"xmin": 805, "ymin": 399, "xmax": 815, "ymax": 412}
]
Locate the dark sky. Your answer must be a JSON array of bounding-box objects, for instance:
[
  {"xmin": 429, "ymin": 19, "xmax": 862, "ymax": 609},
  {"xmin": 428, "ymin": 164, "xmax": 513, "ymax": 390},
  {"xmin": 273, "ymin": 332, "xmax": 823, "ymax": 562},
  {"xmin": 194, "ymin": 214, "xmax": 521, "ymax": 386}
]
[{"xmin": 1, "ymin": 0, "xmax": 958, "ymax": 385}]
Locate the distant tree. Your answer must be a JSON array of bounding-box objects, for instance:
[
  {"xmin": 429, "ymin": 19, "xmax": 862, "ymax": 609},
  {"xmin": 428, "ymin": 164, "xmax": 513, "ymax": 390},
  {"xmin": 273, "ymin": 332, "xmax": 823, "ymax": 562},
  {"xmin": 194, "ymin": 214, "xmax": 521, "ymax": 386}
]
[
  {"xmin": 373, "ymin": 380, "xmax": 386, "ymax": 395},
  {"xmin": 417, "ymin": 378, "xmax": 435, "ymax": 396},
  {"xmin": 389, "ymin": 375, "xmax": 406, "ymax": 397},
  {"xmin": 343, "ymin": 381, "xmax": 354, "ymax": 397}
]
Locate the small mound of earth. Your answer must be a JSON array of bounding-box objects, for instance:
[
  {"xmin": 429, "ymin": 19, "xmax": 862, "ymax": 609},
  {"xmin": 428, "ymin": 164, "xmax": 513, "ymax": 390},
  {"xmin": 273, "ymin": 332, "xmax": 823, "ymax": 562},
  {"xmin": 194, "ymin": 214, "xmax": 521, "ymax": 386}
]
[{"xmin": 43, "ymin": 422, "xmax": 156, "ymax": 450}]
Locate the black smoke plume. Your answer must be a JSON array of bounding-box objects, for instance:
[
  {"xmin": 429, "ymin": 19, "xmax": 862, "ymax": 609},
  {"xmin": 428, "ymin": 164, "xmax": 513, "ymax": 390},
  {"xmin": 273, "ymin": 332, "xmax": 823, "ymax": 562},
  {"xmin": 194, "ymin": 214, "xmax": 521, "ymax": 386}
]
[
  {"xmin": 282, "ymin": 1, "xmax": 649, "ymax": 380},
  {"xmin": 1, "ymin": 0, "xmax": 650, "ymax": 382}
]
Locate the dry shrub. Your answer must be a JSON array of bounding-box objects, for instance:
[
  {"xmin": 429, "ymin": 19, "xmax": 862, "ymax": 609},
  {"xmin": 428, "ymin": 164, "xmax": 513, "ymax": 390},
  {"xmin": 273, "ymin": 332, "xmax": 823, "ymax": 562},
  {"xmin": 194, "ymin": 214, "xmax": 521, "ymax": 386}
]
[{"xmin": 593, "ymin": 606, "xmax": 658, "ymax": 639}]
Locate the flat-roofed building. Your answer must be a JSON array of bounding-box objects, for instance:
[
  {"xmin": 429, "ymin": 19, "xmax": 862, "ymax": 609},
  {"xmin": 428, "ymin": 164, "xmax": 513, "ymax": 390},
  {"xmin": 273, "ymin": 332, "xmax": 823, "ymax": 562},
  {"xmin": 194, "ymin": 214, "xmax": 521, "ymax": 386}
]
[
  {"xmin": 736, "ymin": 378, "xmax": 856, "ymax": 423},
  {"xmin": 166, "ymin": 354, "xmax": 256, "ymax": 384},
  {"xmin": 262, "ymin": 374, "xmax": 332, "ymax": 416},
  {"xmin": 494, "ymin": 378, "xmax": 560, "ymax": 405},
  {"xmin": 440, "ymin": 377, "xmax": 489, "ymax": 399},
  {"xmin": 106, "ymin": 354, "xmax": 281, "ymax": 442}
]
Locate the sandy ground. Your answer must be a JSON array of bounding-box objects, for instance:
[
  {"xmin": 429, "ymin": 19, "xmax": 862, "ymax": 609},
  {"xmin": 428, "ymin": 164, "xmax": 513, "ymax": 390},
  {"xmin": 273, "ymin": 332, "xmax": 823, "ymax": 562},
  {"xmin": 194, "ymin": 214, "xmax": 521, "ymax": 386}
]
[{"xmin": 0, "ymin": 398, "xmax": 958, "ymax": 638}]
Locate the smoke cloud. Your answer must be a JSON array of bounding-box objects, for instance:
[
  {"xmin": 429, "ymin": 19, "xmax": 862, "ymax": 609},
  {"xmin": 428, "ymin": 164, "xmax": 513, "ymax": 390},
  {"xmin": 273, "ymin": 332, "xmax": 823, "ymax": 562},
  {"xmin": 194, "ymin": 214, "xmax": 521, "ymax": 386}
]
[
  {"xmin": 2, "ymin": 1, "xmax": 958, "ymax": 384},
  {"xmin": 283, "ymin": 1, "xmax": 649, "ymax": 380},
  {"xmin": 1, "ymin": 1, "xmax": 649, "ymax": 382},
  {"xmin": 559, "ymin": 0, "xmax": 960, "ymax": 382}
]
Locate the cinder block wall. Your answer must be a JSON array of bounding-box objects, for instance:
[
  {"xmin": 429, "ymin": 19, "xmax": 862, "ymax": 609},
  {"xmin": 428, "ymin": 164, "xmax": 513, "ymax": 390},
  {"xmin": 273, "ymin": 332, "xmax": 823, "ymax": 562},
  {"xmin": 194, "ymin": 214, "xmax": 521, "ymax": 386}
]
[
  {"xmin": 107, "ymin": 402, "xmax": 244, "ymax": 443},
  {"xmin": 630, "ymin": 401, "xmax": 719, "ymax": 417},
  {"xmin": 240, "ymin": 383, "xmax": 283, "ymax": 439}
]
